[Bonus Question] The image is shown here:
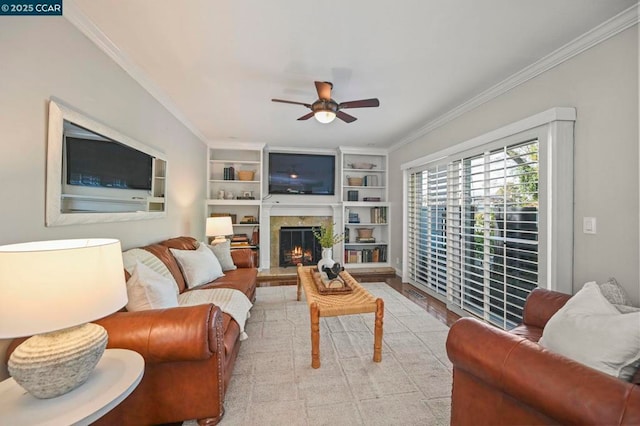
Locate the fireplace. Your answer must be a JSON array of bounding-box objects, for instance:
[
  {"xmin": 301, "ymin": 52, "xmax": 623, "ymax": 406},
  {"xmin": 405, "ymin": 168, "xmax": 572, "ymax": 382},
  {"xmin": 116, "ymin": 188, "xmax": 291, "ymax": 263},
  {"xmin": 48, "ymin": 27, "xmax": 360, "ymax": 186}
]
[{"xmin": 279, "ymin": 226, "xmax": 322, "ymax": 267}]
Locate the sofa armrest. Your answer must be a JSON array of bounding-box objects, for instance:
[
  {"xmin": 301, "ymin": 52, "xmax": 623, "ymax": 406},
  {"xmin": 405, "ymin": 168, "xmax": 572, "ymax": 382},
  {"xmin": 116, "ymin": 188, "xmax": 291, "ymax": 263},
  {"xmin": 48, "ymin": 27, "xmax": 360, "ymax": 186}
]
[
  {"xmin": 521, "ymin": 287, "xmax": 571, "ymax": 329},
  {"xmin": 447, "ymin": 318, "xmax": 640, "ymax": 425},
  {"xmin": 231, "ymin": 248, "xmax": 255, "ymax": 268},
  {"xmin": 94, "ymin": 304, "xmax": 223, "ymax": 363}
]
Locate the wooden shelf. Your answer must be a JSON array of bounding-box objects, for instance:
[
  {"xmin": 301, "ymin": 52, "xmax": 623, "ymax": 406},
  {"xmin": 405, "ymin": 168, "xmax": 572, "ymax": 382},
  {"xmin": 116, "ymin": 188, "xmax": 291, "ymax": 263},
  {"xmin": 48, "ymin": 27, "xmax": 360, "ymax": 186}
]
[{"xmin": 209, "ymin": 159, "xmax": 260, "ymax": 164}]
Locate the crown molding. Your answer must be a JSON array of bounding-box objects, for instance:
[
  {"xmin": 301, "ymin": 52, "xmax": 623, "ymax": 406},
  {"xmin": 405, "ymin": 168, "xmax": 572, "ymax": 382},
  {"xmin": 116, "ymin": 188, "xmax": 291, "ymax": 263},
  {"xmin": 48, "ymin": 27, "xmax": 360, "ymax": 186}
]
[
  {"xmin": 400, "ymin": 107, "xmax": 576, "ymax": 170},
  {"xmin": 389, "ymin": 3, "xmax": 639, "ymax": 153},
  {"xmin": 63, "ymin": 0, "xmax": 208, "ymax": 145}
]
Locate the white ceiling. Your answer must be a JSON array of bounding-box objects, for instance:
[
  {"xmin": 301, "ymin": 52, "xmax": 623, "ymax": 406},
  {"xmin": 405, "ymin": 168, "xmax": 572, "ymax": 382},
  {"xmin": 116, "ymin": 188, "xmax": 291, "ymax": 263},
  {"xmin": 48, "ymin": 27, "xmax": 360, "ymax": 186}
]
[{"xmin": 70, "ymin": 0, "xmax": 636, "ymax": 150}]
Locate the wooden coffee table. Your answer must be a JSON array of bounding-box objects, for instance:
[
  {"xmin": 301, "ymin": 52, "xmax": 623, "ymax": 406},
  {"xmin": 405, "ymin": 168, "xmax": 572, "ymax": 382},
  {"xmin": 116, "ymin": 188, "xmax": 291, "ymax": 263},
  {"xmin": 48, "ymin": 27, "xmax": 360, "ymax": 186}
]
[{"xmin": 296, "ymin": 264, "xmax": 384, "ymax": 368}]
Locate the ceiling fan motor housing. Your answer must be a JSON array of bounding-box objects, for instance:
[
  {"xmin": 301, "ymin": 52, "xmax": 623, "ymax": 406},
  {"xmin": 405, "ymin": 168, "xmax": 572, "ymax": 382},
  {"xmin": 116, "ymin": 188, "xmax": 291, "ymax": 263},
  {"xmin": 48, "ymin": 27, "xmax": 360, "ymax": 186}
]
[{"xmin": 312, "ymin": 99, "xmax": 339, "ymax": 114}]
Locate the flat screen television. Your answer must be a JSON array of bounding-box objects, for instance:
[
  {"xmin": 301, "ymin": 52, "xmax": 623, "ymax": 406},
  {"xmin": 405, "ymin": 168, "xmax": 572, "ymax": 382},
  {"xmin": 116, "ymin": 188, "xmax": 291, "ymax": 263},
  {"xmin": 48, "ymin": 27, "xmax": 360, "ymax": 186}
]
[
  {"xmin": 65, "ymin": 136, "xmax": 153, "ymax": 190},
  {"xmin": 268, "ymin": 152, "xmax": 335, "ymax": 195}
]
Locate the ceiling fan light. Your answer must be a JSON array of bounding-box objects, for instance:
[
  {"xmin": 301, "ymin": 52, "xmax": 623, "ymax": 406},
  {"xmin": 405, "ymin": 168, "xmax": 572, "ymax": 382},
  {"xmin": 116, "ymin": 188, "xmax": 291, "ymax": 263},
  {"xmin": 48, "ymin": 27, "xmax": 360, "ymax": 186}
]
[{"xmin": 314, "ymin": 110, "xmax": 336, "ymax": 124}]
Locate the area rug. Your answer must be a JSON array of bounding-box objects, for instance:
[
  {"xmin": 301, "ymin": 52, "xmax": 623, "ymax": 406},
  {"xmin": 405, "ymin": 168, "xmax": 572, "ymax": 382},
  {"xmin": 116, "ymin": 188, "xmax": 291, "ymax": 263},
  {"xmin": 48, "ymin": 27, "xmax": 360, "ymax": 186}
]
[{"xmin": 184, "ymin": 283, "xmax": 452, "ymax": 426}]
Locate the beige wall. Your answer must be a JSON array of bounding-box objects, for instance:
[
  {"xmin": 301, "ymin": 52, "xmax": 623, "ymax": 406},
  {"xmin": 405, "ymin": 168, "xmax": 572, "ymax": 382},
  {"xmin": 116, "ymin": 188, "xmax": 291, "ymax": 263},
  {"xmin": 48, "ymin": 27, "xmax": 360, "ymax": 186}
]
[
  {"xmin": 389, "ymin": 25, "xmax": 639, "ymax": 304},
  {"xmin": 0, "ymin": 18, "xmax": 207, "ymax": 379}
]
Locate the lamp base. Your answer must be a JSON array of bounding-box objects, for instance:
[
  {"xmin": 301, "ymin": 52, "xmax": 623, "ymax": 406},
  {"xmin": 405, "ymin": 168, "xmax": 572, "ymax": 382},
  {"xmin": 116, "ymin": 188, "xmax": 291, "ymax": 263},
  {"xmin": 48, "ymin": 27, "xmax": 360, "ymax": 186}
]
[
  {"xmin": 8, "ymin": 323, "xmax": 108, "ymax": 399},
  {"xmin": 210, "ymin": 236, "xmax": 227, "ymax": 245}
]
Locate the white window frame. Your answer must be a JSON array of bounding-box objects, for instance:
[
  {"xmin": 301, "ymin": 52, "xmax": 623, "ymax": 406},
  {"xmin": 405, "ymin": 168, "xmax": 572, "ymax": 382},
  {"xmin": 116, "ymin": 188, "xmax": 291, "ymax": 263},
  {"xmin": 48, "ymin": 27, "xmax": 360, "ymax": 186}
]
[{"xmin": 402, "ymin": 107, "xmax": 575, "ymax": 321}]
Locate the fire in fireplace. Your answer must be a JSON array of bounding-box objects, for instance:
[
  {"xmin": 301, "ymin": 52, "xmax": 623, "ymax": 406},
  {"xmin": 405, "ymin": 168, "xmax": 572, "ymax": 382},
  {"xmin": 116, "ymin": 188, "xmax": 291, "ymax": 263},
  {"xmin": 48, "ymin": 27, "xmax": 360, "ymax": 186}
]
[{"xmin": 279, "ymin": 226, "xmax": 322, "ymax": 267}]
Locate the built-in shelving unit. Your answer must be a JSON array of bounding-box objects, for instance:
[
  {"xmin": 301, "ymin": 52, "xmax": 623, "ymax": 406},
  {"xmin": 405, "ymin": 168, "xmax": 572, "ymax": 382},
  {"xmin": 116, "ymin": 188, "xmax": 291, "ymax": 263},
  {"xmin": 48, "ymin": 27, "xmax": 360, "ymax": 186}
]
[
  {"xmin": 339, "ymin": 147, "xmax": 389, "ymax": 268},
  {"xmin": 206, "ymin": 143, "xmax": 264, "ymax": 265},
  {"xmin": 204, "ymin": 144, "xmax": 389, "ymax": 270},
  {"xmin": 149, "ymin": 158, "xmax": 167, "ymax": 212}
]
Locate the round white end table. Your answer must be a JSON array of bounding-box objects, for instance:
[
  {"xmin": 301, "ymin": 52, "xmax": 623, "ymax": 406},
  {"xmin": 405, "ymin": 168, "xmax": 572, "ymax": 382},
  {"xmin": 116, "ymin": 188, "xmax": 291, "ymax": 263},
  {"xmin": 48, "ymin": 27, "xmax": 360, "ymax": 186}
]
[{"xmin": 0, "ymin": 348, "xmax": 144, "ymax": 426}]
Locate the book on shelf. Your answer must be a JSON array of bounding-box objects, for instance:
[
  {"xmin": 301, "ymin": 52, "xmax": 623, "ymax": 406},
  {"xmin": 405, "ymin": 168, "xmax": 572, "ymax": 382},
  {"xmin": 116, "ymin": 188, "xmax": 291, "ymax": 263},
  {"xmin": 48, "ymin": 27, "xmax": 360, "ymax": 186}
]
[
  {"xmin": 363, "ymin": 175, "xmax": 378, "ymax": 186},
  {"xmin": 231, "ymin": 233, "xmax": 249, "ymax": 243},
  {"xmin": 223, "ymin": 166, "xmax": 235, "ymax": 180},
  {"xmin": 355, "ymin": 237, "xmax": 376, "ymax": 243},
  {"xmin": 363, "ymin": 197, "xmax": 381, "ymax": 202},
  {"xmin": 369, "ymin": 206, "xmax": 387, "ymax": 224},
  {"xmin": 344, "ymin": 246, "xmax": 387, "ymax": 264},
  {"xmin": 230, "ymin": 241, "xmax": 250, "ymax": 247}
]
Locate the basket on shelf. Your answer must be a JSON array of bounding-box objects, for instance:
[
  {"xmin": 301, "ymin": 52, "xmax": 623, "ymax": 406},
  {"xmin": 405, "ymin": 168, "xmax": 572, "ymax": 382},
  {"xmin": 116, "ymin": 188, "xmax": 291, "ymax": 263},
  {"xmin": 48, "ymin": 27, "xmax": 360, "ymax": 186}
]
[
  {"xmin": 237, "ymin": 170, "xmax": 255, "ymax": 181},
  {"xmin": 347, "ymin": 176, "xmax": 363, "ymax": 186},
  {"xmin": 356, "ymin": 228, "xmax": 374, "ymax": 238}
]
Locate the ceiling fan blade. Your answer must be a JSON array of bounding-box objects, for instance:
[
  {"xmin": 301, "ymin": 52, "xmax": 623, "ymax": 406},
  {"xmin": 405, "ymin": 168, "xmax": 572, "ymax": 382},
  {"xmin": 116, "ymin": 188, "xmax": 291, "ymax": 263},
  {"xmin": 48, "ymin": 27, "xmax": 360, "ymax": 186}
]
[
  {"xmin": 297, "ymin": 112, "xmax": 315, "ymax": 121},
  {"xmin": 336, "ymin": 111, "xmax": 357, "ymax": 123},
  {"xmin": 272, "ymin": 99, "xmax": 311, "ymax": 108},
  {"xmin": 339, "ymin": 98, "xmax": 380, "ymax": 109},
  {"xmin": 314, "ymin": 81, "xmax": 333, "ymax": 100}
]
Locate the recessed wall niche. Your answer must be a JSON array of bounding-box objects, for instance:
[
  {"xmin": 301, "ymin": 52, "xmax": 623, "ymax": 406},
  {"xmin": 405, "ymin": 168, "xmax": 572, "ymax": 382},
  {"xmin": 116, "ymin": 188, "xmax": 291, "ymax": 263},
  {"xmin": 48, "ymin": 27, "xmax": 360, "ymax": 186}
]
[{"xmin": 45, "ymin": 100, "xmax": 167, "ymax": 226}]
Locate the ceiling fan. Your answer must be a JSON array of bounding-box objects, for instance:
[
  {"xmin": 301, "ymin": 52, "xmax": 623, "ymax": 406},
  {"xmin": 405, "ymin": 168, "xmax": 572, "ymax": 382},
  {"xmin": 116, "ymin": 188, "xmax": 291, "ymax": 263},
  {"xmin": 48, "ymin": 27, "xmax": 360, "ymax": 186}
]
[{"xmin": 272, "ymin": 81, "xmax": 380, "ymax": 124}]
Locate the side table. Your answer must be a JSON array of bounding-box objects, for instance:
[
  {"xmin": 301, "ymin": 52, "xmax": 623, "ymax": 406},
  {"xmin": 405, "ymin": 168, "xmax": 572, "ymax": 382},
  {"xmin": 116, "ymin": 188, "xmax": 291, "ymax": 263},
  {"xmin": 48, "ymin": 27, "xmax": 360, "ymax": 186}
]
[{"xmin": 0, "ymin": 348, "xmax": 144, "ymax": 426}]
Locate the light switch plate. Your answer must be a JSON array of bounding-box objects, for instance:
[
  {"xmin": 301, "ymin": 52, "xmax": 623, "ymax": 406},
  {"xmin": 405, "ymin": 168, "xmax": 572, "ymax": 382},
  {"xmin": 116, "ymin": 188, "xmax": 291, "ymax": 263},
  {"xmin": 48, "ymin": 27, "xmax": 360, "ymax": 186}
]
[{"xmin": 583, "ymin": 217, "xmax": 596, "ymax": 234}]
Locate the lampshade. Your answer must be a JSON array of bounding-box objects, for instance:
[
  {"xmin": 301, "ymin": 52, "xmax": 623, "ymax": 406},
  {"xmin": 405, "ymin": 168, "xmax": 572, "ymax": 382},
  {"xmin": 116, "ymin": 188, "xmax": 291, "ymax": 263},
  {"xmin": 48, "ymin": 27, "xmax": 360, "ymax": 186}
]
[
  {"xmin": 0, "ymin": 238, "xmax": 127, "ymax": 399},
  {"xmin": 314, "ymin": 110, "xmax": 336, "ymax": 124},
  {"xmin": 0, "ymin": 238, "xmax": 127, "ymax": 338},
  {"xmin": 206, "ymin": 216, "xmax": 234, "ymax": 244}
]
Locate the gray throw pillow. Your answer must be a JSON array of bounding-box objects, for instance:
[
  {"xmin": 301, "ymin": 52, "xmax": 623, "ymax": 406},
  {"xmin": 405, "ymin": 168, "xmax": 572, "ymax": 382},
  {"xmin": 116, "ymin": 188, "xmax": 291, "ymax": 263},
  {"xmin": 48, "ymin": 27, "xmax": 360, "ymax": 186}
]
[
  {"xmin": 206, "ymin": 240, "xmax": 237, "ymax": 271},
  {"xmin": 598, "ymin": 277, "xmax": 632, "ymax": 306}
]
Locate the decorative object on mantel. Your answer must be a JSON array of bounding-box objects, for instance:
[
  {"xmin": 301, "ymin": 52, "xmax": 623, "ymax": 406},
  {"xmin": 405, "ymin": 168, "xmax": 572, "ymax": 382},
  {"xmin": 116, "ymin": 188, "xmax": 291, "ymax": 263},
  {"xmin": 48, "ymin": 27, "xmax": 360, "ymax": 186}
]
[
  {"xmin": 0, "ymin": 239, "xmax": 127, "ymax": 399},
  {"xmin": 312, "ymin": 222, "xmax": 345, "ymax": 271}
]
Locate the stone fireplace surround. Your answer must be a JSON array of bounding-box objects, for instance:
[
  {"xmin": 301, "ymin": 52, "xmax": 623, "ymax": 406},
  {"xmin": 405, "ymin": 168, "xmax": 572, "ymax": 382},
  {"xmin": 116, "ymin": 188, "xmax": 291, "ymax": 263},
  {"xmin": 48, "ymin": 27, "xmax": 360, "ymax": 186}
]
[{"xmin": 260, "ymin": 203, "xmax": 341, "ymax": 269}]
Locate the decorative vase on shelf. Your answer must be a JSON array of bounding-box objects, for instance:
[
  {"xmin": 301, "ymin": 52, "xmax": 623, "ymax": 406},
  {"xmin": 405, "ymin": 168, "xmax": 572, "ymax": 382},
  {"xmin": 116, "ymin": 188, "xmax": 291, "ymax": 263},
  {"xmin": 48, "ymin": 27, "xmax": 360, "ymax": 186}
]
[{"xmin": 317, "ymin": 247, "xmax": 335, "ymax": 271}]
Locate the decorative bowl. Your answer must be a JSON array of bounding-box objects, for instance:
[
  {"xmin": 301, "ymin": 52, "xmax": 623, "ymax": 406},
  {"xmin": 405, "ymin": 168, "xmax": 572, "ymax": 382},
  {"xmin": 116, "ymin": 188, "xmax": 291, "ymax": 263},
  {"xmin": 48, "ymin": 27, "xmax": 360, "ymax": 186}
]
[{"xmin": 349, "ymin": 162, "xmax": 377, "ymax": 170}]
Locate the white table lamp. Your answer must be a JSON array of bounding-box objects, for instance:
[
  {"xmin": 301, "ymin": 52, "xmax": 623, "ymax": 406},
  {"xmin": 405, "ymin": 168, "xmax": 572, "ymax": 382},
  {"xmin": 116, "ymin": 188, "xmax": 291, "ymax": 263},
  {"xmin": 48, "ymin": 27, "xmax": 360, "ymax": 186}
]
[
  {"xmin": 206, "ymin": 216, "xmax": 233, "ymax": 244},
  {"xmin": 0, "ymin": 238, "xmax": 127, "ymax": 399}
]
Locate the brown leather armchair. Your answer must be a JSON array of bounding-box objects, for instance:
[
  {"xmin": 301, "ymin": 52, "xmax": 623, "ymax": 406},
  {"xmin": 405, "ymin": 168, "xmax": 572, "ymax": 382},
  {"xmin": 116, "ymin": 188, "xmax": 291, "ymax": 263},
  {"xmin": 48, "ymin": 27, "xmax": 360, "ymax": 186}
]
[{"xmin": 446, "ymin": 288, "xmax": 640, "ymax": 425}]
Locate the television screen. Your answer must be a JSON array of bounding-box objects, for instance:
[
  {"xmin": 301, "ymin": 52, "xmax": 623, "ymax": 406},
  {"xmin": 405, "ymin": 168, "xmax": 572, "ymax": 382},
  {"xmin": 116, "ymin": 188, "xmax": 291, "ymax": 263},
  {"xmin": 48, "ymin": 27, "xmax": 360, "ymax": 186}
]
[
  {"xmin": 65, "ymin": 137, "xmax": 153, "ymax": 190},
  {"xmin": 268, "ymin": 152, "xmax": 335, "ymax": 195}
]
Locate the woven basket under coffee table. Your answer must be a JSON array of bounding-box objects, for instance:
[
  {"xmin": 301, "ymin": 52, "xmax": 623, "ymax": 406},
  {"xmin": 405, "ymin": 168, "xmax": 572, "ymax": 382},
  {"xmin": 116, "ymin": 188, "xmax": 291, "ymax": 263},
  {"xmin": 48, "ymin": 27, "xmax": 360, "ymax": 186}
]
[{"xmin": 296, "ymin": 264, "xmax": 384, "ymax": 368}]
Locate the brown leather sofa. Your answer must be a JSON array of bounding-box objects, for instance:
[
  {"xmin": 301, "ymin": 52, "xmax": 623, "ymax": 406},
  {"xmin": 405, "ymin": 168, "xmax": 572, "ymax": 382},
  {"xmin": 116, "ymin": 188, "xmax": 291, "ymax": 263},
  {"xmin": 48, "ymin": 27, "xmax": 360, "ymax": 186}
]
[
  {"xmin": 8, "ymin": 236, "xmax": 257, "ymax": 426},
  {"xmin": 446, "ymin": 288, "xmax": 640, "ymax": 426},
  {"xmin": 96, "ymin": 237, "xmax": 257, "ymax": 425}
]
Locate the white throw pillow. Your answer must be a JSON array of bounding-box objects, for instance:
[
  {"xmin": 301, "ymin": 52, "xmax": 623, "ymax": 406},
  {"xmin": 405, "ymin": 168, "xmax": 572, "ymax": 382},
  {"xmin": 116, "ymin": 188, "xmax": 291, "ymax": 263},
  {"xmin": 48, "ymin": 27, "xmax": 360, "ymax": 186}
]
[
  {"xmin": 170, "ymin": 243, "xmax": 224, "ymax": 289},
  {"xmin": 126, "ymin": 261, "xmax": 179, "ymax": 311},
  {"xmin": 122, "ymin": 247, "xmax": 179, "ymax": 295},
  {"xmin": 204, "ymin": 240, "xmax": 237, "ymax": 271},
  {"xmin": 539, "ymin": 282, "xmax": 640, "ymax": 381}
]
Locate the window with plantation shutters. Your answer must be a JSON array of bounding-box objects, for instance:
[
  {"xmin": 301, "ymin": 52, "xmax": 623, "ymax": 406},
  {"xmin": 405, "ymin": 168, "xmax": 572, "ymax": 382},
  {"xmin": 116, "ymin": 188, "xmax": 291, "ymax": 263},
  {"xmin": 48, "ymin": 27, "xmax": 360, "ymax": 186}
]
[
  {"xmin": 447, "ymin": 140, "xmax": 539, "ymax": 329},
  {"xmin": 402, "ymin": 108, "xmax": 575, "ymax": 330},
  {"xmin": 407, "ymin": 164, "xmax": 448, "ymax": 296}
]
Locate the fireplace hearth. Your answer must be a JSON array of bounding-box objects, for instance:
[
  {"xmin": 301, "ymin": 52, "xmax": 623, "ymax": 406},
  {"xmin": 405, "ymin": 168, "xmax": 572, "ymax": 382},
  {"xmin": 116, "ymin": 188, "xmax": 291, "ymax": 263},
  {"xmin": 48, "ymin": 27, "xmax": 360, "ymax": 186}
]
[{"xmin": 279, "ymin": 226, "xmax": 322, "ymax": 267}]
